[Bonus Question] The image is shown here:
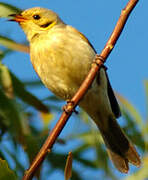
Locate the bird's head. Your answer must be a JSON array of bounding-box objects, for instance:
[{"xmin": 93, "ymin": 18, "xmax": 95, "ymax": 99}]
[{"xmin": 10, "ymin": 7, "xmax": 64, "ymax": 41}]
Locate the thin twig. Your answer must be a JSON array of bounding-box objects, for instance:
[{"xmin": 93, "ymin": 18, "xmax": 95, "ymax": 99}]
[{"xmin": 22, "ymin": 0, "xmax": 139, "ymax": 179}]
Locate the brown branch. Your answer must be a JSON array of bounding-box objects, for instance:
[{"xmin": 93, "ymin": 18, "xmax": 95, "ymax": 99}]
[{"xmin": 22, "ymin": 0, "xmax": 139, "ymax": 179}]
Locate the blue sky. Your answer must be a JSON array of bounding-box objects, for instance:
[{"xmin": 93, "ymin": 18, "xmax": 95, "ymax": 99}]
[
  {"xmin": 0, "ymin": 0, "xmax": 148, "ymax": 179},
  {"xmin": 0, "ymin": 0, "xmax": 147, "ymax": 115}
]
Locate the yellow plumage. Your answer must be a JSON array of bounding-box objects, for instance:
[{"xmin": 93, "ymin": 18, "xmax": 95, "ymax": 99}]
[{"xmin": 11, "ymin": 7, "xmax": 141, "ymax": 173}]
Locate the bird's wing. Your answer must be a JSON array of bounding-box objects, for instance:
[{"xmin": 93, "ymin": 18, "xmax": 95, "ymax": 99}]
[
  {"xmin": 71, "ymin": 27, "xmax": 97, "ymax": 53},
  {"xmin": 74, "ymin": 27, "xmax": 121, "ymax": 118},
  {"xmin": 105, "ymin": 71, "xmax": 121, "ymax": 118}
]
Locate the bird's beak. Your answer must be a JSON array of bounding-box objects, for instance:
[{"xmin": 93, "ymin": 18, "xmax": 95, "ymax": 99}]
[{"xmin": 9, "ymin": 14, "xmax": 27, "ymax": 23}]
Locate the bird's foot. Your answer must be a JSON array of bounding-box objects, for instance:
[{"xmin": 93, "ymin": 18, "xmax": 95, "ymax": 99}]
[
  {"xmin": 93, "ymin": 54, "xmax": 108, "ymax": 70},
  {"xmin": 62, "ymin": 100, "xmax": 78, "ymax": 114}
]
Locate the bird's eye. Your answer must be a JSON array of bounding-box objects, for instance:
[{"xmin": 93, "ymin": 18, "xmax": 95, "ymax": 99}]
[{"xmin": 33, "ymin": 15, "xmax": 41, "ymax": 20}]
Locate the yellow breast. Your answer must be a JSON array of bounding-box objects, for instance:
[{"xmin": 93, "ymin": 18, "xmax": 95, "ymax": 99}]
[{"xmin": 30, "ymin": 25, "xmax": 95, "ymax": 99}]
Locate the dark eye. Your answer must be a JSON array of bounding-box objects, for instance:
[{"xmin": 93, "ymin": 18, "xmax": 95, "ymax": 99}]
[{"xmin": 33, "ymin": 14, "xmax": 41, "ymax": 20}]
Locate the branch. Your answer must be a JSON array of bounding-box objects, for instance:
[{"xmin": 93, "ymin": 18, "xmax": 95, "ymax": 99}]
[
  {"xmin": 22, "ymin": 0, "xmax": 139, "ymax": 179},
  {"xmin": 0, "ymin": 35, "xmax": 29, "ymax": 53}
]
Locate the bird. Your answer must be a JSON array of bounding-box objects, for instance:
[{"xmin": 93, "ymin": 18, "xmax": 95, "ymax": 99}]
[{"xmin": 10, "ymin": 7, "xmax": 141, "ymax": 173}]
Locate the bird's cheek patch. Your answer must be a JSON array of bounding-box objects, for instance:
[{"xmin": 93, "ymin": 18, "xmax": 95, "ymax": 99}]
[{"xmin": 40, "ymin": 21, "xmax": 56, "ymax": 30}]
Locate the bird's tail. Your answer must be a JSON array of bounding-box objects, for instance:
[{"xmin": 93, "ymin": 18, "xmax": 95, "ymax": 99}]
[{"xmin": 97, "ymin": 115, "xmax": 141, "ymax": 173}]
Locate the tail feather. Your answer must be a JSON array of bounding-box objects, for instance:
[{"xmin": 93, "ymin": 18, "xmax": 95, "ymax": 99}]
[
  {"xmin": 125, "ymin": 143, "xmax": 141, "ymax": 167},
  {"xmin": 107, "ymin": 150, "xmax": 129, "ymax": 173},
  {"xmin": 98, "ymin": 116, "xmax": 141, "ymax": 173}
]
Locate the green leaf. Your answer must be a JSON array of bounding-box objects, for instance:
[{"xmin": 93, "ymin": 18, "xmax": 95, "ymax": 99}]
[
  {"xmin": 64, "ymin": 152, "xmax": 73, "ymax": 180},
  {"xmin": 47, "ymin": 152, "xmax": 82, "ymax": 180},
  {"xmin": 144, "ymin": 80, "xmax": 148, "ymax": 120},
  {"xmin": 116, "ymin": 93, "xmax": 143, "ymax": 128},
  {"xmin": 0, "ymin": 63, "xmax": 14, "ymax": 98},
  {"xmin": 121, "ymin": 109, "xmax": 145, "ymax": 151},
  {"xmin": 0, "ymin": 2, "xmax": 21, "ymax": 18},
  {"xmin": 0, "ymin": 158, "xmax": 17, "ymax": 180},
  {"xmin": 23, "ymin": 80, "xmax": 43, "ymax": 87},
  {"xmin": 0, "ymin": 50, "xmax": 4, "ymax": 61},
  {"xmin": 3, "ymin": 147, "xmax": 25, "ymax": 173},
  {"xmin": 0, "ymin": 89, "xmax": 24, "ymax": 139},
  {"xmin": 0, "ymin": 35, "xmax": 29, "ymax": 53},
  {"xmin": 40, "ymin": 111, "xmax": 54, "ymax": 128},
  {"xmin": 10, "ymin": 72, "xmax": 49, "ymax": 113},
  {"xmin": 24, "ymin": 135, "xmax": 40, "ymax": 162},
  {"xmin": 0, "ymin": 49, "xmax": 12, "ymax": 61}
]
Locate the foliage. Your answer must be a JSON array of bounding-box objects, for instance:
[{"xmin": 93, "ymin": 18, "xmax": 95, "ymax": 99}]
[
  {"xmin": 0, "ymin": 2, "xmax": 147, "ymax": 180},
  {"xmin": 0, "ymin": 158, "xmax": 17, "ymax": 180}
]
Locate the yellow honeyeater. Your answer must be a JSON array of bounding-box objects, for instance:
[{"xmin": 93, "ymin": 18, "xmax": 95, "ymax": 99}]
[{"xmin": 10, "ymin": 7, "xmax": 141, "ymax": 173}]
